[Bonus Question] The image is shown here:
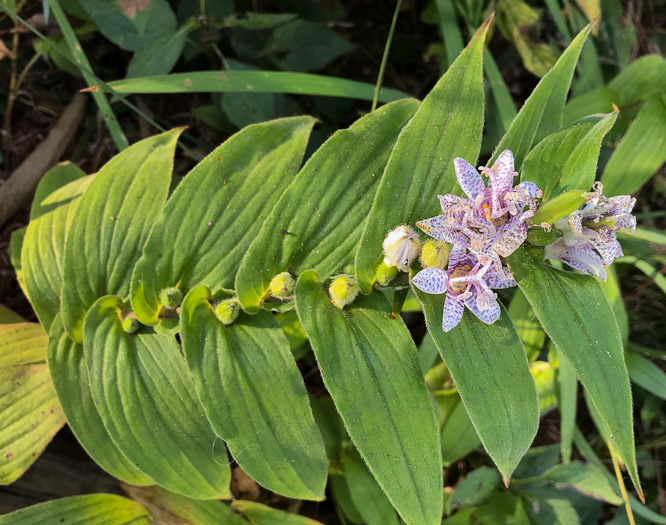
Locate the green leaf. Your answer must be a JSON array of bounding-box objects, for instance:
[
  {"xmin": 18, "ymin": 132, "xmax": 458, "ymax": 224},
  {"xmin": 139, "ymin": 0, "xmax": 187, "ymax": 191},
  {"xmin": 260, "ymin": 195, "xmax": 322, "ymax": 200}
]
[
  {"xmin": 130, "ymin": 117, "xmax": 314, "ymax": 325},
  {"xmin": 521, "ymin": 485, "xmax": 580, "ymax": 525},
  {"xmin": 236, "ymin": 98, "xmax": 419, "ymax": 312},
  {"xmin": 447, "ymin": 466, "xmax": 501, "ymax": 513},
  {"xmin": 179, "ymin": 286, "xmax": 327, "ymax": 500},
  {"xmin": 563, "ymin": 87, "xmax": 615, "ymax": 126},
  {"xmin": 330, "ymin": 474, "xmax": 364, "ymax": 524},
  {"xmin": 122, "ymin": 484, "xmax": 247, "ymax": 525},
  {"xmin": 0, "ymin": 494, "xmax": 151, "ymax": 525},
  {"xmin": 126, "ymin": 23, "xmax": 189, "ymax": 78},
  {"xmin": 625, "ymin": 352, "xmax": 666, "ymax": 400},
  {"xmin": 415, "ymin": 289, "xmax": 539, "ymax": 483},
  {"xmin": 507, "ymin": 247, "xmax": 640, "ymax": 496},
  {"xmin": 268, "ymin": 20, "xmax": 354, "ymax": 72},
  {"xmin": 537, "ymin": 462, "xmax": 622, "ymax": 505},
  {"xmin": 491, "ymin": 23, "xmax": 591, "ymax": 169},
  {"xmin": 0, "ymin": 323, "xmax": 48, "ymax": 367},
  {"xmin": 22, "ymin": 163, "xmax": 88, "ymax": 331},
  {"xmin": 47, "ymin": 314, "xmax": 152, "ymax": 485},
  {"xmin": 521, "ymin": 112, "xmax": 617, "ymax": 200},
  {"xmin": 496, "ymin": 0, "xmax": 558, "ymax": 78},
  {"xmin": 231, "ymin": 501, "xmax": 324, "ymax": 525},
  {"xmin": 29, "ymin": 161, "xmax": 86, "ymax": 219},
  {"xmin": 554, "ymin": 347, "xmax": 577, "ymax": 464},
  {"xmin": 83, "ymin": 296, "xmax": 231, "ymax": 499},
  {"xmin": 433, "ymin": 389, "xmax": 481, "ymax": 465},
  {"xmin": 9, "ymin": 227, "xmax": 27, "ymax": 300},
  {"xmin": 434, "ymin": 0, "xmax": 464, "ymax": 69},
  {"xmin": 573, "ymin": 427, "xmax": 666, "ymax": 525},
  {"xmin": 601, "ymin": 265, "xmax": 628, "ymax": 343},
  {"xmin": 0, "ymin": 305, "xmax": 24, "ymax": 324},
  {"xmin": 507, "ymin": 289, "xmax": 546, "ymax": 362},
  {"xmin": 93, "ymin": 70, "xmax": 408, "ymax": 103},
  {"xmin": 0, "ymin": 322, "xmax": 65, "ymax": 485},
  {"xmin": 81, "ymin": 0, "xmax": 177, "ymax": 52},
  {"xmin": 355, "ymin": 21, "xmax": 489, "ymax": 292},
  {"xmin": 295, "ymin": 271, "xmax": 442, "ymax": 525},
  {"xmin": 606, "ymin": 55, "xmax": 666, "ymax": 107},
  {"xmin": 601, "ymin": 96, "xmax": 666, "ymax": 196},
  {"xmin": 61, "ymin": 129, "xmax": 181, "ymax": 341},
  {"xmin": 220, "ymin": 60, "xmax": 281, "ymax": 129},
  {"xmin": 342, "ymin": 448, "xmax": 399, "ymax": 525}
]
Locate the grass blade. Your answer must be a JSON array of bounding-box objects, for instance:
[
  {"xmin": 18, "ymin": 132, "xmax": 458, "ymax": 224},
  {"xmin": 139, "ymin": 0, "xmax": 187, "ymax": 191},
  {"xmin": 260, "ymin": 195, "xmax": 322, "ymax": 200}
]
[
  {"xmin": 48, "ymin": 0, "xmax": 128, "ymax": 150},
  {"xmin": 85, "ymin": 71, "xmax": 409, "ymax": 102}
]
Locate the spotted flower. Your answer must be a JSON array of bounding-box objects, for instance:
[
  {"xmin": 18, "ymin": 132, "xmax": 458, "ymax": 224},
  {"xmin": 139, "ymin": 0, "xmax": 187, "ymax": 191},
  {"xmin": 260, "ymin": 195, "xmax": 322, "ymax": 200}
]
[
  {"xmin": 412, "ymin": 246, "xmax": 516, "ymax": 332},
  {"xmin": 416, "ymin": 150, "xmax": 541, "ymax": 268},
  {"xmin": 545, "ymin": 182, "xmax": 636, "ymax": 277}
]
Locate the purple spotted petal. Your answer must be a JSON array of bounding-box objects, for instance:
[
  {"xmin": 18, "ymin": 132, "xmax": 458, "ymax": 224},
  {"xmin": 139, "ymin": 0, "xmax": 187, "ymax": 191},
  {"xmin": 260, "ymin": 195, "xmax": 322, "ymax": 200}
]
[
  {"xmin": 442, "ymin": 293, "xmax": 465, "ymax": 332},
  {"xmin": 592, "ymin": 236, "xmax": 621, "ymax": 266},
  {"xmin": 454, "ymin": 157, "xmax": 485, "ymax": 201},
  {"xmin": 492, "ymin": 150, "xmax": 516, "ymax": 191},
  {"xmin": 465, "ymin": 293, "xmax": 501, "ymax": 325},
  {"xmin": 491, "ymin": 221, "xmax": 527, "ymax": 257},
  {"xmin": 416, "ymin": 215, "xmax": 447, "ymax": 235},
  {"xmin": 412, "ymin": 268, "xmax": 448, "ymax": 294},
  {"xmin": 448, "ymin": 244, "xmax": 469, "ymax": 271},
  {"xmin": 544, "ymin": 240, "xmax": 607, "ymax": 281},
  {"xmin": 485, "ymin": 268, "xmax": 517, "ymax": 289},
  {"xmin": 518, "ymin": 181, "xmax": 540, "ymax": 198}
]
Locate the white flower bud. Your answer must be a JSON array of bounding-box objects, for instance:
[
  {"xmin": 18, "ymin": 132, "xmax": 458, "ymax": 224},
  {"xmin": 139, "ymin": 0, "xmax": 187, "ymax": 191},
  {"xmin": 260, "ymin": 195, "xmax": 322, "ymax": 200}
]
[{"xmin": 382, "ymin": 225, "xmax": 421, "ymax": 272}]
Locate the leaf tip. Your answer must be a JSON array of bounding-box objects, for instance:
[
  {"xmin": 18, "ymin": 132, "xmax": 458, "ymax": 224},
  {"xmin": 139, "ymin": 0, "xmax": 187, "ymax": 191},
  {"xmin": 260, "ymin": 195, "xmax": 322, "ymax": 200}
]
[
  {"xmin": 636, "ymin": 484, "xmax": 645, "ymax": 504},
  {"xmin": 612, "ymin": 103, "xmax": 619, "ymax": 112},
  {"xmin": 80, "ymin": 85, "xmax": 99, "ymax": 93}
]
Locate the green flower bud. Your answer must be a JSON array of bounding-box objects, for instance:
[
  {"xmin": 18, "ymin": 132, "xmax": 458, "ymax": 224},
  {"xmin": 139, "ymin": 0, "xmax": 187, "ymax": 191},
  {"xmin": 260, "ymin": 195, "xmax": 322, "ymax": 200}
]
[
  {"xmin": 419, "ymin": 240, "xmax": 450, "ymax": 269},
  {"xmin": 159, "ymin": 287, "xmax": 183, "ymax": 309},
  {"xmin": 269, "ymin": 272, "xmax": 296, "ymax": 301},
  {"xmin": 376, "ymin": 260, "xmax": 399, "ymax": 286},
  {"xmin": 532, "ymin": 190, "xmax": 586, "ymax": 226},
  {"xmin": 526, "ymin": 226, "xmax": 563, "ymax": 246},
  {"xmin": 329, "ymin": 275, "xmax": 359, "ymax": 310},
  {"xmin": 215, "ymin": 299, "xmax": 240, "ymax": 325},
  {"xmin": 122, "ymin": 317, "xmax": 140, "ymax": 334}
]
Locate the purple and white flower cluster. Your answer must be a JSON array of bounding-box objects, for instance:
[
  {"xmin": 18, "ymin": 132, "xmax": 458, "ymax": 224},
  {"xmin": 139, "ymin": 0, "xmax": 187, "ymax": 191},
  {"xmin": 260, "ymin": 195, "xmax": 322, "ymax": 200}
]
[
  {"xmin": 411, "ymin": 150, "xmax": 539, "ymax": 332},
  {"xmin": 544, "ymin": 182, "xmax": 636, "ymax": 282}
]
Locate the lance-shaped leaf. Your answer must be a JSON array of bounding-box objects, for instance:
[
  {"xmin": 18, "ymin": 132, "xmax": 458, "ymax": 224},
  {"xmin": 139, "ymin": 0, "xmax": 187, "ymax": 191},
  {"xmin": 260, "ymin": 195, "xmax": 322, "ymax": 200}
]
[
  {"xmin": 491, "ymin": 23, "xmax": 591, "ymax": 168},
  {"xmin": 83, "ymin": 296, "xmax": 231, "ymax": 499},
  {"xmin": 342, "ymin": 448, "xmax": 399, "ymax": 525},
  {"xmin": 414, "ymin": 289, "xmax": 539, "ymax": 483},
  {"xmin": 0, "ymin": 320, "xmax": 65, "ymax": 485},
  {"xmin": 507, "ymin": 289, "xmax": 545, "ymax": 362},
  {"xmin": 507, "ymin": 247, "xmax": 640, "ymax": 497},
  {"xmin": 48, "ymin": 315, "xmax": 152, "ymax": 486},
  {"xmin": 62, "ymin": 129, "xmax": 182, "ymax": 341},
  {"xmin": 295, "ymin": 271, "xmax": 442, "ymax": 525},
  {"xmin": 130, "ymin": 117, "xmax": 315, "ymax": 325},
  {"xmin": 236, "ymin": 99, "xmax": 419, "ymax": 312},
  {"xmin": 122, "ymin": 484, "xmax": 247, "ymax": 525},
  {"xmin": 179, "ymin": 286, "xmax": 327, "ymax": 500},
  {"xmin": 537, "ymin": 462, "xmax": 622, "ymax": 505},
  {"xmin": 521, "ymin": 112, "xmax": 618, "ymax": 200},
  {"xmin": 22, "ymin": 164, "xmax": 88, "ymax": 332},
  {"xmin": 0, "ymin": 494, "xmax": 151, "ymax": 525},
  {"xmin": 231, "ymin": 500, "xmax": 325, "ymax": 525},
  {"xmin": 601, "ymin": 96, "xmax": 666, "ymax": 197},
  {"xmin": 433, "ymin": 389, "xmax": 481, "ymax": 465},
  {"xmin": 355, "ymin": 20, "xmax": 489, "ymax": 293}
]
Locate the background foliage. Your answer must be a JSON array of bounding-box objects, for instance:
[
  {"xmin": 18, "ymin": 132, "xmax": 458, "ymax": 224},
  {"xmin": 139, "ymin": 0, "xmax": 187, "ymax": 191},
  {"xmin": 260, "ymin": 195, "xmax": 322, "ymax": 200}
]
[{"xmin": 0, "ymin": 0, "xmax": 665, "ymax": 524}]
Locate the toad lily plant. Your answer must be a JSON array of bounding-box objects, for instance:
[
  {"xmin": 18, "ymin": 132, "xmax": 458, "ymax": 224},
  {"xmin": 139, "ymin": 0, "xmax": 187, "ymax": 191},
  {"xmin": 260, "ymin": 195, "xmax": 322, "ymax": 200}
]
[{"xmin": 4, "ymin": 17, "xmax": 656, "ymax": 525}]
